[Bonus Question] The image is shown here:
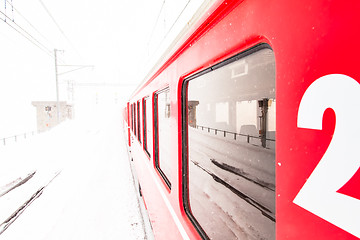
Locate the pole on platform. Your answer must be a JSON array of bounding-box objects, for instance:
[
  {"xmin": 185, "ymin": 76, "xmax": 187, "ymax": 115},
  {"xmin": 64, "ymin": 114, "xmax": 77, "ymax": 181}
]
[{"xmin": 54, "ymin": 49, "xmax": 60, "ymax": 123}]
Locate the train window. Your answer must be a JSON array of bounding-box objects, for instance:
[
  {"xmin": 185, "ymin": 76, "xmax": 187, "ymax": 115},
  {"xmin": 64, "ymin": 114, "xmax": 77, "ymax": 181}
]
[
  {"xmin": 137, "ymin": 100, "xmax": 141, "ymax": 142},
  {"xmin": 143, "ymin": 97, "xmax": 152, "ymax": 157},
  {"xmin": 183, "ymin": 45, "xmax": 276, "ymax": 240},
  {"xmin": 134, "ymin": 103, "xmax": 137, "ymax": 137},
  {"xmin": 130, "ymin": 103, "xmax": 133, "ymax": 132},
  {"xmin": 154, "ymin": 88, "xmax": 171, "ymax": 188},
  {"xmin": 142, "ymin": 98, "xmax": 147, "ymax": 151},
  {"xmin": 132, "ymin": 103, "xmax": 135, "ymax": 133}
]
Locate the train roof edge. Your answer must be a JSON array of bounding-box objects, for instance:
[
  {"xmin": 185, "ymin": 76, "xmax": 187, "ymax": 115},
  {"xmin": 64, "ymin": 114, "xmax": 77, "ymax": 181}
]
[{"xmin": 128, "ymin": 0, "xmax": 221, "ymax": 101}]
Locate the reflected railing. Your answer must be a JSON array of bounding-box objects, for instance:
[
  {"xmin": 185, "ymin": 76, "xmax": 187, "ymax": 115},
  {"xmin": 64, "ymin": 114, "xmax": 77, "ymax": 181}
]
[{"xmin": 194, "ymin": 124, "xmax": 275, "ymax": 147}]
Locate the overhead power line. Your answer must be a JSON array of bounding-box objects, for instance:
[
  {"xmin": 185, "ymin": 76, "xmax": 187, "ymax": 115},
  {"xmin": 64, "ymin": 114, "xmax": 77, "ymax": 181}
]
[
  {"xmin": 4, "ymin": 0, "xmax": 14, "ymax": 21},
  {"xmin": 151, "ymin": 0, "xmax": 191, "ymax": 57},
  {"xmin": 57, "ymin": 64, "xmax": 94, "ymax": 76},
  {"xmin": 145, "ymin": 0, "xmax": 193, "ymax": 66},
  {"xmin": 0, "ymin": 10, "xmax": 53, "ymax": 57},
  {"xmin": 38, "ymin": 0, "xmax": 83, "ymax": 60},
  {"xmin": 6, "ymin": 0, "xmax": 53, "ymax": 46},
  {"xmin": 147, "ymin": 0, "xmax": 166, "ymax": 48},
  {"xmin": 38, "ymin": 0, "xmax": 69, "ymax": 42}
]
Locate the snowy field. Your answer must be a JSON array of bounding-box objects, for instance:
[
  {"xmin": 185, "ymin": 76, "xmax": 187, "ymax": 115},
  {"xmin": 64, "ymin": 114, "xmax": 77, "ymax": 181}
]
[{"xmin": 0, "ymin": 107, "xmax": 153, "ymax": 240}]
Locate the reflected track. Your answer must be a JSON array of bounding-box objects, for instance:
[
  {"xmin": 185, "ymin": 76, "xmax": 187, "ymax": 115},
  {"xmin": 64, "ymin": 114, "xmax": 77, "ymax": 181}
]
[{"xmin": 192, "ymin": 160, "xmax": 275, "ymax": 222}]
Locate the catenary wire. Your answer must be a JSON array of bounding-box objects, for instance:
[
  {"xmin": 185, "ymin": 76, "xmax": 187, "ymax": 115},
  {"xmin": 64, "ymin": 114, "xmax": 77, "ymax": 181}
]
[
  {"xmin": 0, "ymin": 15, "xmax": 53, "ymax": 57},
  {"xmin": 38, "ymin": 0, "xmax": 84, "ymax": 60},
  {"xmin": 154, "ymin": 0, "xmax": 191, "ymax": 55},
  {"xmin": 0, "ymin": 10, "xmax": 53, "ymax": 55},
  {"xmin": 147, "ymin": 0, "xmax": 192, "ymax": 63},
  {"xmin": 147, "ymin": 0, "xmax": 166, "ymax": 49},
  {"xmin": 6, "ymin": 0, "xmax": 53, "ymax": 46}
]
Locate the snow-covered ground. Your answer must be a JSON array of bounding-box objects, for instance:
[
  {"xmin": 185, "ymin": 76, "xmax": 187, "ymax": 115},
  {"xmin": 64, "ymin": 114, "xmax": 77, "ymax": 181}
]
[
  {"xmin": 0, "ymin": 107, "xmax": 153, "ymax": 240},
  {"xmin": 188, "ymin": 127, "xmax": 275, "ymax": 240}
]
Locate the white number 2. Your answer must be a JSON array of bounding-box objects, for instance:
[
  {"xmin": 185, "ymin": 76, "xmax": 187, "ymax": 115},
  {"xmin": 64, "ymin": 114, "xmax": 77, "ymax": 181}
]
[{"xmin": 294, "ymin": 74, "xmax": 360, "ymax": 238}]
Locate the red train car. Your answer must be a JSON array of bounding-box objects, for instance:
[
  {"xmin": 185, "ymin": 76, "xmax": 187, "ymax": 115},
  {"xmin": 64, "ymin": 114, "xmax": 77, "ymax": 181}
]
[{"xmin": 123, "ymin": 0, "xmax": 360, "ymax": 239}]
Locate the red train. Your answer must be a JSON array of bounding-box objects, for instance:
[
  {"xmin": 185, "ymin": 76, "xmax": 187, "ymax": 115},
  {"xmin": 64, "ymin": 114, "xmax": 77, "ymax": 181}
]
[{"xmin": 123, "ymin": 0, "xmax": 360, "ymax": 239}]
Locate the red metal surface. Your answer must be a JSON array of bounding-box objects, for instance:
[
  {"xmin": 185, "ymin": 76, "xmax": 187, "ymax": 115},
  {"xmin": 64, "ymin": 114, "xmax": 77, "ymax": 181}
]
[{"xmin": 125, "ymin": 0, "xmax": 360, "ymax": 239}]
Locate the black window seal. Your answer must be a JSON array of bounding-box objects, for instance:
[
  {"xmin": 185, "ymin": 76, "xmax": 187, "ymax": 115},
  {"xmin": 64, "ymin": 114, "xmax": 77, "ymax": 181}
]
[
  {"xmin": 134, "ymin": 103, "xmax": 137, "ymax": 137},
  {"xmin": 137, "ymin": 100, "xmax": 141, "ymax": 143},
  {"xmin": 132, "ymin": 103, "xmax": 135, "ymax": 133},
  {"xmin": 181, "ymin": 43, "xmax": 273, "ymax": 239},
  {"xmin": 143, "ymin": 97, "xmax": 151, "ymax": 157},
  {"xmin": 130, "ymin": 103, "xmax": 133, "ymax": 132},
  {"xmin": 154, "ymin": 87, "xmax": 171, "ymax": 190}
]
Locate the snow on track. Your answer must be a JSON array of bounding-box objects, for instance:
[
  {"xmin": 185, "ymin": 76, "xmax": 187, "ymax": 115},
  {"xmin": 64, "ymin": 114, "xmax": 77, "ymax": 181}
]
[{"xmin": 0, "ymin": 107, "xmax": 153, "ymax": 240}]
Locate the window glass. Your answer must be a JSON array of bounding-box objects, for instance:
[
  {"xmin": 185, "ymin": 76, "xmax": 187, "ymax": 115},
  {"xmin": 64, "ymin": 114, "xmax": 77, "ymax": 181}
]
[
  {"xmin": 144, "ymin": 97, "xmax": 152, "ymax": 157},
  {"xmin": 185, "ymin": 47, "xmax": 276, "ymax": 239},
  {"xmin": 137, "ymin": 101, "xmax": 141, "ymax": 142},
  {"xmin": 132, "ymin": 103, "xmax": 135, "ymax": 133},
  {"xmin": 143, "ymin": 99, "xmax": 147, "ymax": 151},
  {"xmin": 155, "ymin": 88, "xmax": 171, "ymax": 188},
  {"xmin": 130, "ymin": 104, "xmax": 133, "ymax": 132},
  {"xmin": 134, "ymin": 103, "xmax": 137, "ymax": 137}
]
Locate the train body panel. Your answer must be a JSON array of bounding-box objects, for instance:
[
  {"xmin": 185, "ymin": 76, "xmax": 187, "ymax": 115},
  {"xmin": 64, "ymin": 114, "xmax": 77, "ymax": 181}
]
[{"xmin": 125, "ymin": 0, "xmax": 360, "ymax": 239}]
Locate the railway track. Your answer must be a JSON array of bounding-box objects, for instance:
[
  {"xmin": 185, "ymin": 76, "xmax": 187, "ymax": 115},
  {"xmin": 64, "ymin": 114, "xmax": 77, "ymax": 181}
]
[
  {"xmin": 0, "ymin": 171, "xmax": 36, "ymax": 198},
  {"xmin": 0, "ymin": 170, "xmax": 61, "ymax": 235}
]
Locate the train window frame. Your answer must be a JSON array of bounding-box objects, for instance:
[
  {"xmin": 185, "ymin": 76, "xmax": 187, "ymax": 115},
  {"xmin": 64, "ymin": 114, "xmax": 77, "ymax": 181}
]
[
  {"xmin": 142, "ymin": 98, "xmax": 147, "ymax": 152},
  {"xmin": 181, "ymin": 43, "xmax": 276, "ymax": 239},
  {"xmin": 137, "ymin": 100, "xmax": 141, "ymax": 143},
  {"xmin": 143, "ymin": 96, "xmax": 152, "ymax": 157},
  {"xmin": 130, "ymin": 103, "xmax": 133, "ymax": 132},
  {"xmin": 132, "ymin": 103, "xmax": 135, "ymax": 133},
  {"xmin": 134, "ymin": 103, "xmax": 137, "ymax": 137},
  {"xmin": 154, "ymin": 87, "xmax": 172, "ymax": 189}
]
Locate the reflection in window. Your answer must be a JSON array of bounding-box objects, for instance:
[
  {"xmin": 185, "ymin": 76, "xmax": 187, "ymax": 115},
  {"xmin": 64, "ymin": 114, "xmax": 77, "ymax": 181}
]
[
  {"xmin": 143, "ymin": 97, "xmax": 152, "ymax": 157},
  {"xmin": 137, "ymin": 101, "xmax": 141, "ymax": 142},
  {"xmin": 184, "ymin": 46, "xmax": 276, "ymax": 239},
  {"xmin": 133, "ymin": 103, "xmax": 137, "ymax": 137},
  {"xmin": 215, "ymin": 102, "xmax": 229, "ymax": 124},
  {"xmin": 155, "ymin": 88, "xmax": 171, "ymax": 188},
  {"xmin": 130, "ymin": 104, "xmax": 134, "ymax": 132}
]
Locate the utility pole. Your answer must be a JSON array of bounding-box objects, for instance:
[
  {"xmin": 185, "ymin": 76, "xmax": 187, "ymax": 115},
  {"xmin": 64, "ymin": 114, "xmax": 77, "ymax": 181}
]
[
  {"xmin": 53, "ymin": 49, "xmax": 93, "ymax": 123},
  {"xmin": 54, "ymin": 49, "xmax": 61, "ymax": 123}
]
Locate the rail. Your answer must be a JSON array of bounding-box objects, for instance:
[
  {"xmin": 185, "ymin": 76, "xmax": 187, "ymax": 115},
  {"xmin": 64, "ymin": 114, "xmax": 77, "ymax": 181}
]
[
  {"xmin": 1, "ymin": 131, "xmax": 37, "ymax": 146},
  {"xmin": 194, "ymin": 125, "xmax": 275, "ymax": 144}
]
